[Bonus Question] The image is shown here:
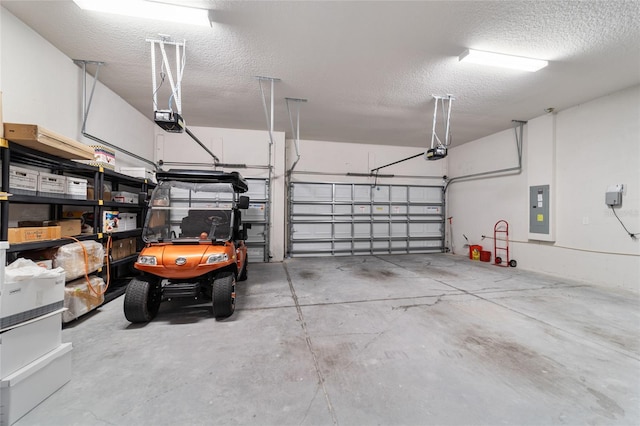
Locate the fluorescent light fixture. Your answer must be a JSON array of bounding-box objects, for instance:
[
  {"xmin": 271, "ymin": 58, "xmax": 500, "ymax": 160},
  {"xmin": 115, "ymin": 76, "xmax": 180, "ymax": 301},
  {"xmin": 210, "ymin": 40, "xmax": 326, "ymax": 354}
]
[
  {"xmin": 459, "ymin": 48, "xmax": 548, "ymax": 72},
  {"xmin": 73, "ymin": 0, "xmax": 211, "ymax": 27}
]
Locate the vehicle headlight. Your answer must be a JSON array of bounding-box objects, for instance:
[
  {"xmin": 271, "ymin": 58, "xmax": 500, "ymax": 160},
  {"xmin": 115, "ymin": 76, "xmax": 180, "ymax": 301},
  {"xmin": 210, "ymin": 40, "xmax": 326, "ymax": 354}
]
[
  {"xmin": 137, "ymin": 255, "xmax": 157, "ymax": 265},
  {"xmin": 206, "ymin": 253, "xmax": 228, "ymax": 264}
]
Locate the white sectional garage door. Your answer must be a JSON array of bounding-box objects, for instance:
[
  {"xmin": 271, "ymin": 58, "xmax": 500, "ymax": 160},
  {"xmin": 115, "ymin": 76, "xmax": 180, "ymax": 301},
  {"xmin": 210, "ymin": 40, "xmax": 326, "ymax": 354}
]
[
  {"xmin": 289, "ymin": 182, "xmax": 444, "ymax": 256},
  {"xmin": 244, "ymin": 178, "xmax": 270, "ymax": 262}
]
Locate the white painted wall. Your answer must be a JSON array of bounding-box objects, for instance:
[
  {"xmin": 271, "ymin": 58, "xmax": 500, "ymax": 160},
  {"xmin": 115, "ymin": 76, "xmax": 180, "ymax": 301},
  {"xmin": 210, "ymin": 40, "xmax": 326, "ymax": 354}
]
[
  {"xmin": 448, "ymin": 85, "xmax": 640, "ymax": 292},
  {"xmin": 0, "ymin": 7, "xmax": 155, "ymax": 227},
  {"xmin": 0, "ymin": 7, "xmax": 154, "ymax": 169},
  {"xmin": 287, "ymin": 138, "xmax": 446, "ymax": 186}
]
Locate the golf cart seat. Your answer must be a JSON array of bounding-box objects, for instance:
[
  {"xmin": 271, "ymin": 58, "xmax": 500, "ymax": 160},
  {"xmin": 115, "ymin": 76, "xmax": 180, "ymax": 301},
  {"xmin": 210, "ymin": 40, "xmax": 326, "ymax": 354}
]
[{"xmin": 180, "ymin": 210, "xmax": 231, "ymax": 240}]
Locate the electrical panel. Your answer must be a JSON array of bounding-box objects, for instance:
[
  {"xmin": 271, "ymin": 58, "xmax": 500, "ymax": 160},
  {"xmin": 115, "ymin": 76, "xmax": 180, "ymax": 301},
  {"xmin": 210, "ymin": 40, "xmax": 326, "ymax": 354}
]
[
  {"xmin": 605, "ymin": 184, "xmax": 623, "ymax": 206},
  {"xmin": 529, "ymin": 185, "xmax": 550, "ymax": 234}
]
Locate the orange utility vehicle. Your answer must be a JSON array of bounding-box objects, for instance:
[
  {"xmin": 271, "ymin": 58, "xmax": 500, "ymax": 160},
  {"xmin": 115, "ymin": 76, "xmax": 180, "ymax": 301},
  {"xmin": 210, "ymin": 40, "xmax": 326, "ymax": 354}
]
[{"xmin": 124, "ymin": 170, "xmax": 250, "ymax": 323}]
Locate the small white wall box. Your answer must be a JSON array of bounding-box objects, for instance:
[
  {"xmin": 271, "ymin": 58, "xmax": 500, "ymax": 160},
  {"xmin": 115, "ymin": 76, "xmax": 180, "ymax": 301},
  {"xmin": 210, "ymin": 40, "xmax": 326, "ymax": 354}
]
[
  {"xmin": 65, "ymin": 177, "xmax": 88, "ymax": 200},
  {"xmin": 37, "ymin": 172, "xmax": 66, "ymax": 198},
  {"xmin": 118, "ymin": 213, "xmax": 138, "ymax": 231},
  {"xmin": 0, "ymin": 270, "xmax": 65, "ymax": 329},
  {"xmin": 8, "ymin": 165, "xmax": 38, "ymax": 195},
  {"xmin": 119, "ymin": 167, "xmax": 156, "ymax": 183},
  {"xmin": 605, "ymin": 184, "xmax": 623, "ymax": 206},
  {"xmin": 0, "ymin": 309, "xmax": 63, "ymax": 378},
  {"xmin": 0, "ymin": 342, "xmax": 72, "ymax": 425}
]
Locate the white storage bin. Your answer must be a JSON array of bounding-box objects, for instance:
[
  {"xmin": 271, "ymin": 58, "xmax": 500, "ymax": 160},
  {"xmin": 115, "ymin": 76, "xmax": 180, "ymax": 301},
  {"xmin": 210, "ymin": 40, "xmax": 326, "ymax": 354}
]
[
  {"xmin": 119, "ymin": 167, "xmax": 156, "ymax": 183},
  {"xmin": 37, "ymin": 172, "xmax": 65, "ymax": 198},
  {"xmin": 65, "ymin": 177, "xmax": 87, "ymax": 200},
  {"xmin": 118, "ymin": 213, "xmax": 138, "ymax": 231},
  {"xmin": 0, "ymin": 242, "xmax": 7, "ymax": 275},
  {"xmin": 111, "ymin": 191, "xmax": 138, "ymax": 204},
  {"xmin": 1, "ymin": 263, "xmax": 65, "ymax": 330},
  {"xmin": 8, "ymin": 166, "xmax": 37, "ymax": 195},
  {"xmin": 0, "ymin": 310, "xmax": 63, "ymax": 378},
  {"xmin": 0, "ymin": 342, "xmax": 72, "ymax": 425}
]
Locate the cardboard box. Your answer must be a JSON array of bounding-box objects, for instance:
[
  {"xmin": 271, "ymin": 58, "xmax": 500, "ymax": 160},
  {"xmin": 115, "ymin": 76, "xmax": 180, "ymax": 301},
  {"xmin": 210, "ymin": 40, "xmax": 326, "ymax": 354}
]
[
  {"xmin": 0, "ymin": 343, "xmax": 72, "ymax": 425},
  {"xmin": 37, "ymin": 172, "xmax": 66, "ymax": 197},
  {"xmin": 49, "ymin": 219, "xmax": 82, "ymax": 237},
  {"xmin": 119, "ymin": 167, "xmax": 156, "ymax": 183},
  {"xmin": 92, "ymin": 145, "xmax": 115, "ymax": 168},
  {"xmin": 86, "ymin": 187, "xmax": 111, "ymax": 202},
  {"xmin": 0, "ymin": 269, "xmax": 65, "ymax": 330},
  {"xmin": 109, "ymin": 236, "xmax": 138, "ymax": 260},
  {"xmin": 102, "ymin": 211, "xmax": 119, "ymax": 233},
  {"xmin": 3, "ymin": 123, "xmax": 94, "ymax": 160},
  {"xmin": 8, "ymin": 165, "xmax": 38, "ymax": 195},
  {"xmin": 7, "ymin": 226, "xmax": 61, "ymax": 244},
  {"xmin": 0, "ymin": 310, "xmax": 63, "ymax": 378},
  {"xmin": 66, "ymin": 177, "xmax": 88, "ymax": 200},
  {"xmin": 18, "ymin": 220, "xmax": 81, "ymax": 237},
  {"xmin": 109, "ymin": 239, "xmax": 128, "ymax": 261},
  {"xmin": 63, "ymin": 276, "xmax": 105, "ymax": 323},
  {"xmin": 118, "ymin": 213, "xmax": 138, "ymax": 231},
  {"xmin": 112, "ymin": 191, "xmax": 138, "ymax": 204}
]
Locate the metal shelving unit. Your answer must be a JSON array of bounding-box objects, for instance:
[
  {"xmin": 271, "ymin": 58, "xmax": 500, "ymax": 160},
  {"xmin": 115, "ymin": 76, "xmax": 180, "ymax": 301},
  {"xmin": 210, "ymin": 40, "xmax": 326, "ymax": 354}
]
[{"xmin": 0, "ymin": 140, "xmax": 154, "ymax": 290}]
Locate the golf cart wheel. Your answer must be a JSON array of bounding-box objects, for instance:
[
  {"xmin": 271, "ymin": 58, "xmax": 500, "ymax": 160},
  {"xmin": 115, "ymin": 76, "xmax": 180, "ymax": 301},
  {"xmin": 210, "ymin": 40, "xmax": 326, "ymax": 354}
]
[
  {"xmin": 124, "ymin": 277, "xmax": 161, "ymax": 323},
  {"xmin": 509, "ymin": 259, "xmax": 518, "ymax": 268},
  {"xmin": 495, "ymin": 257, "xmax": 502, "ymax": 265},
  {"xmin": 212, "ymin": 272, "xmax": 236, "ymax": 318},
  {"xmin": 238, "ymin": 255, "xmax": 248, "ymax": 282}
]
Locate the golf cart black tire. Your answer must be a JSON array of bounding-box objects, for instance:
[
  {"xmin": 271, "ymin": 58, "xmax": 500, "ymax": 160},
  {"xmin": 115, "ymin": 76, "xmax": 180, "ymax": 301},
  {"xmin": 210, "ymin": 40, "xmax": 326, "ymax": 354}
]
[
  {"xmin": 238, "ymin": 255, "xmax": 248, "ymax": 281},
  {"xmin": 212, "ymin": 272, "xmax": 236, "ymax": 318},
  {"xmin": 124, "ymin": 277, "xmax": 161, "ymax": 323},
  {"xmin": 509, "ymin": 259, "xmax": 518, "ymax": 268}
]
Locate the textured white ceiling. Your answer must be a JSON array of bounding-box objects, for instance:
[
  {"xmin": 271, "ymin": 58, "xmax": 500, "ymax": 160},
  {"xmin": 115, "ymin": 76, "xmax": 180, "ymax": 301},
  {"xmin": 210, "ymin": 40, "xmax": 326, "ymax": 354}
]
[{"xmin": 2, "ymin": 0, "xmax": 639, "ymax": 147}]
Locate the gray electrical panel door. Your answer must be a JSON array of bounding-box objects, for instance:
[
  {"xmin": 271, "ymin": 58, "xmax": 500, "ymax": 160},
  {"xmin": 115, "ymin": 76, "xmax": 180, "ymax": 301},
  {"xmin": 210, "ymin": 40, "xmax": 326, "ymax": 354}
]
[{"xmin": 529, "ymin": 185, "xmax": 550, "ymax": 234}]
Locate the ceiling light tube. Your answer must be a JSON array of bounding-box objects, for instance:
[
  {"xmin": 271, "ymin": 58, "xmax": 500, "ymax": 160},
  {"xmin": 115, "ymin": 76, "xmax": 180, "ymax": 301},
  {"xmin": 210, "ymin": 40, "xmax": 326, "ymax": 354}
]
[
  {"xmin": 459, "ymin": 48, "xmax": 548, "ymax": 72},
  {"xmin": 73, "ymin": 0, "xmax": 211, "ymax": 27}
]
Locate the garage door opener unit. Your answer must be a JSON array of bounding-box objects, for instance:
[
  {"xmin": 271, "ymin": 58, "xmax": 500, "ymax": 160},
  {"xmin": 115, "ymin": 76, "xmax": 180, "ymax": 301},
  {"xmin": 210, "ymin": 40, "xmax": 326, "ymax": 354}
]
[{"xmin": 426, "ymin": 94, "xmax": 454, "ymax": 160}]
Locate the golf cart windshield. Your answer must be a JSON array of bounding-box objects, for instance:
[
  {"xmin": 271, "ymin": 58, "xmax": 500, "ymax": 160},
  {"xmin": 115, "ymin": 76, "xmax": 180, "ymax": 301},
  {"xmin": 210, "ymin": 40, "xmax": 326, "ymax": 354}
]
[{"xmin": 142, "ymin": 180, "xmax": 237, "ymax": 243}]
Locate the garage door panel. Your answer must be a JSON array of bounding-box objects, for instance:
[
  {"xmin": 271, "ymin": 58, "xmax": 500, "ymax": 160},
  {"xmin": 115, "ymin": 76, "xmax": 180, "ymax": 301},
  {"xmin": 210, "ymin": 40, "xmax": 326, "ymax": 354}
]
[
  {"xmin": 334, "ymin": 204, "xmax": 352, "ymax": 215},
  {"xmin": 289, "ymin": 182, "xmax": 444, "ymax": 256},
  {"xmin": 372, "ymin": 223, "xmax": 390, "ymax": 237},
  {"xmin": 245, "ymin": 178, "xmax": 269, "ymax": 262},
  {"xmin": 372, "ymin": 186, "xmax": 390, "ymax": 202},
  {"xmin": 293, "ymin": 183, "xmax": 332, "ymax": 201},
  {"xmin": 292, "ymin": 203, "xmax": 332, "ymax": 215}
]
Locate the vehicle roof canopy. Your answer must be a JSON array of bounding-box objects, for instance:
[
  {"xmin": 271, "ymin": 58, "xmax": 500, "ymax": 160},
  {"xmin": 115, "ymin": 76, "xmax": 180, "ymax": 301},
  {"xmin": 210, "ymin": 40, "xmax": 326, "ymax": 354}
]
[{"xmin": 156, "ymin": 169, "xmax": 248, "ymax": 193}]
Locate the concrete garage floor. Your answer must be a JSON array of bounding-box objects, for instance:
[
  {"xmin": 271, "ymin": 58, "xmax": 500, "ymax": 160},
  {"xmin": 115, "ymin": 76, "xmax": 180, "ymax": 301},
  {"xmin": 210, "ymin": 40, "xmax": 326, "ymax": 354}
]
[{"xmin": 16, "ymin": 254, "xmax": 640, "ymax": 426}]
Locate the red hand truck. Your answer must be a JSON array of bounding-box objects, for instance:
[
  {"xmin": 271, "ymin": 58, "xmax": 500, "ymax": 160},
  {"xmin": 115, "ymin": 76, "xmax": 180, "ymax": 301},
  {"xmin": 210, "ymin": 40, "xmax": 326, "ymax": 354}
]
[{"xmin": 494, "ymin": 220, "xmax": 517, "ymax": 267}]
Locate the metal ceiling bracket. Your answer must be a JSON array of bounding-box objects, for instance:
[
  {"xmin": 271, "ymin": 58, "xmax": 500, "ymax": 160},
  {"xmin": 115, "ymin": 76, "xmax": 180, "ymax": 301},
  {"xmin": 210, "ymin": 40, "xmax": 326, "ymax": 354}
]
[
  {"xmin": 256, "ymin": 76, "xmax": 281, "ymax": 263},
  {"xmin": 255, "ymin": 76, "xmax": 281, "ymax": 148},
  {"xmin": 285, "ymin": 97, "xmax": 307, "ymax": 175},
  {"xmin": 147, "ymin": 37, "xmax": 186, "ymax": 114},
  {"xmin": 73, "ymin": 59, "xmax": 157, "ymax": 169},
  {"xmin": 425, "ymin": 94, "xmax": 455, "ymax": 160}
]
